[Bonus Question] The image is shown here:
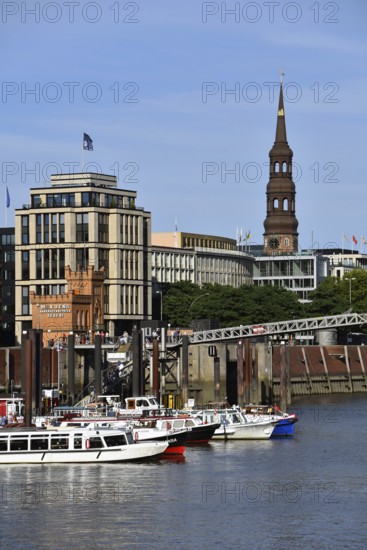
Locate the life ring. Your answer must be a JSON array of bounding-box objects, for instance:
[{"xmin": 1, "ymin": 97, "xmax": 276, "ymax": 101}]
[
  {"xmin": 134, "ymin": 431, "xmax": 139, "ymax": 442},
  {"xmin": 86, "ymin": 438, "xmax": 91, "ymax": 449}
]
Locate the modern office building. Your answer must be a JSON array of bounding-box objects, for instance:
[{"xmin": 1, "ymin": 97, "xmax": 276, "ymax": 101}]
[
  {"xmin": 152, "ymin": 231, "xmax": 254, "ymax": 287},
  {"xmin": 14, "ymin": 173, "xmax": 152, "ymax": 343},
  {"xmin": 253, "ymin": 250, "xmax": 329, "ymax": 303}
]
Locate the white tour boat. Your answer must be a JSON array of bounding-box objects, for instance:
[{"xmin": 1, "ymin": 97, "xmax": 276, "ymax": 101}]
[{"xmin": 0, "ymin": 425, "xmax": 168, "ymax": 464}]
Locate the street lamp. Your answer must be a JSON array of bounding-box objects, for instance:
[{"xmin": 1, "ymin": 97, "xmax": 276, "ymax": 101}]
[
  {"xmin": 348, "ymin": 277, "xmax": 356, "ymax": 306},
  {"xmin": 188, "ymin": 292, "xmax": 210, "ymax": 312},
  {"xmin": 155, "ymin": 290, "xmax": 163, "ymax": 321}
]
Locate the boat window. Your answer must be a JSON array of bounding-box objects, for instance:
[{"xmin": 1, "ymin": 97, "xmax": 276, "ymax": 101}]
[
  {"xmin": 0, "ymin": 439, "xmax": 8, "ymax": 451},
  {"xmin": 185, "ymin": 419, "xmax": 195, "ymax": 427},
  {"xmin": 126, "ymin": 432, "xmax": 134, "ymax": 444},
  {"xmin": 74, "ymin": 434, "xmax": 83, "ymax": 449},
  {"xmin": 10, "ymin": 438, "xmax": 28, "ymax": 451},
  {"xmin": 88, "ymin": 437, "xmax": 103, "ymax": 449},
  {"xmin": 173, "ymin": 420, "xmax": 184, "ymax": 428},
  {"xmin": 51, "ymin": 436, "xmax": 69, "ymax": 450},
  {"xmin": 104, "ymin": 434, "xmax": 127, "ymax": 447},
  {"xmin": 30, "ymin": 437, "xmax": 49, "ymax": 450}
]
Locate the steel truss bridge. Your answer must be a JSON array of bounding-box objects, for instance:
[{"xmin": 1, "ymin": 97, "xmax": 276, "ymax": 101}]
[{"xmin": 188, "ymin": 313, "xmax": 367, "ymax": 344}]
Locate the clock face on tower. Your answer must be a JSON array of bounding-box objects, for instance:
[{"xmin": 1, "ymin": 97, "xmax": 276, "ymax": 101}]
[{"xmin": 268, "ymin": 237, "xmax": 280, "ymax": 250}]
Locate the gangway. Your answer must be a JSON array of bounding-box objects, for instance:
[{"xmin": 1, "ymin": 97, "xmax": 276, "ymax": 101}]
[{"xmin": 188, "ymin": 313, "xmax": 367, "ymax": 344}]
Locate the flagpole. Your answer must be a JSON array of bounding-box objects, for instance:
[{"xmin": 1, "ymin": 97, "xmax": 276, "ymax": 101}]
[{"xmin": 82, "ymin": 135, "xmax": 85, "ymax": 172}]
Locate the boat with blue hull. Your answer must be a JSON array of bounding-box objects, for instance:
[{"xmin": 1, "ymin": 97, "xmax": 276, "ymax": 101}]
[{"xmin": 242, "ymin": 405, "xmax": 298, "ymax": 436}]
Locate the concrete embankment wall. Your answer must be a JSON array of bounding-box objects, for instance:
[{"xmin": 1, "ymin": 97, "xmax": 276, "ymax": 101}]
[{"xmin": 188, "ymin": 342, "xmax": 367, "ymax": 405}]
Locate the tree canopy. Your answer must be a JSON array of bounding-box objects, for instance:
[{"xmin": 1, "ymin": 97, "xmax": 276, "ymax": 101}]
[
  {"xmin": 161, "ymin": 281, "xmax": 305, "ymax": 328},
  {"xmin": 158, "ymin": 270, "xmax": 367, "ymax": 332}
]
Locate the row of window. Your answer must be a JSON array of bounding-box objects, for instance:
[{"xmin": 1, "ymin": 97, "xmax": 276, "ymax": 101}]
[
  {"xmin": 21, "ymin": 213, "xmax": 142, "ymax": 246},
  {"xmin": 256, "ymin": 260, "xmax": 315, "ymax": 277},
  {"xmin": 0, "ymin": 432, "xmax": 128, "ymax": 452},
  {"xmin": 31, "ymin": 192, "xmax": 136, "ymax": 210},
  {"xmin": 21, "ymin": 249, "xmax": 65, "ymax": 281},
  {"xmin": 270, "ymin": 161, "xmax": 292, "ymax": 174},
  {"xmin": 268, "ymin": 198, "xmax": 295, "ymax": 212},
  {"xmin": 1, "ymin": 234, "xmax": 15, "ymax": 245},
  {"xmin": 196, "ymin": 272, "xmax": 248, "ymax": 286}
]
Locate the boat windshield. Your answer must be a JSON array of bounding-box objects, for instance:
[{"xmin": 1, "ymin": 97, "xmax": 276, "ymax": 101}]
[{"xmin": 103, "ymin": 433, "xmax": 127, "ymax": 447}]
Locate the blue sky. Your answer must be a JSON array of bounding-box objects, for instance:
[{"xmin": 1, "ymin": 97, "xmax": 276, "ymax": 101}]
[{"xmin": 1, "ymin": 0, "xmax": 367, "ymax": 252}]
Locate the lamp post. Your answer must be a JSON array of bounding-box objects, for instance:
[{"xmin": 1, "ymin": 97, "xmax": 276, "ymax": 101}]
[
  {"xmin": 348, "ymin": 277, "xmax": 356, "ymax": 306},
  {"xmin": 155, "ymin": 290, "xmax": 163, "ymax": 321},
  {"xmin": 188, "ymin": 292, "xmax": 210, "ymax": 312}
]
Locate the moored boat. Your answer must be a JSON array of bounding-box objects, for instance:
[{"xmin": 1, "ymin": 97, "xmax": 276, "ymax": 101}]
[
  {"xmin": 132, "ymin": 422, "xmax": 188, "ymax": 455},
  {"xmin": 46, "ymin": 417, "xmax": 187, "ymax": 456},
  {"xmin": 242, "ymin": 405, "xmax": 298, "ymax": 436},
  {"xmin": 197, "ymin": 407, "xmax": 279, "ymax": 440},
  {"xmin": 0, "ymin": 425, "xmax": 167, "ymax": 464},
  {"xmin": 154, "ymin": 417, "xmax": 221, "ymax": 444}
]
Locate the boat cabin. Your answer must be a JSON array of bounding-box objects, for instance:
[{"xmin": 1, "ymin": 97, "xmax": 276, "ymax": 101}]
[
  {"xmin": 0, "ymin": 427, "xmax": 133, "ymax": 453},
  {"xmin": 125, "ymin": 396, "xmax": 160, "ymax": 411}
]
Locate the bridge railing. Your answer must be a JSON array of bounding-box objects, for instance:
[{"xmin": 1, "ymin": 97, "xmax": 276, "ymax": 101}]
[{"xmin": 188, "ymin": 313, "xmax": 367, "ymax": 344}]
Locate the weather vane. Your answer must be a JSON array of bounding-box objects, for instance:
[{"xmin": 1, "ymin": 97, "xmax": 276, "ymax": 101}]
[{"xmin": 280, "ymin": 67, "xmax": 285, "ymax": 84}]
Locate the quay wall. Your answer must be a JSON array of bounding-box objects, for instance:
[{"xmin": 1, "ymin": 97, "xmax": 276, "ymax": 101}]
[{"xmin": 2, "ymin": 342, "xmax": 367, "ymax": 405}]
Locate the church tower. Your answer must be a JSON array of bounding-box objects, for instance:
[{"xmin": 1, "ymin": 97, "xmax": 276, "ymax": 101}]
[{"xmin": 263, "ymin": 75, "xmax": 299, "ymax": 255}]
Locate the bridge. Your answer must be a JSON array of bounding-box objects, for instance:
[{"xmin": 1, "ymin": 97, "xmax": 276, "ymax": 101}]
[{"xmin": 188, "ymin": 313, "xmax": 367, "ymax": 343}]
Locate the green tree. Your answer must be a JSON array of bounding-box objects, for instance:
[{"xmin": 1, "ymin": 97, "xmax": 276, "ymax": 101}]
[{"xmin": 162, "ymin": 281, "xmax": 306, "ymax": 328}]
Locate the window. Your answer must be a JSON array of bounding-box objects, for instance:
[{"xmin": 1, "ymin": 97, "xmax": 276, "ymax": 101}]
[
  {"xmin": 60, "ymin": 214, "xmax": 65, "ymax": 243},
  {"xmin": 98, "ymin": 213, "xmax": 109, "ymax": 243},
  {"xmin": 44, "ymin": 214, "xmax": 50, "ymax": 243},
  {"xmin": 76, "ymin": 213, "xmax": 89, "ymax": 242},
  {"xmin": 21, "ymin": 216, "xmax": 29, "ymax": 244},
  {"xmin": 74, "ymin": 435, "xmax": 83, "ymax": 449},
  {"xmin": 104, "ymin": 434, "xmax": 127, "ymax": 447},
  {"xmin": 51, "ymin": 436, "xmax": 69, "ymax": 450},
  {"xmin": 22, "ymin": 251, "xmax": 29, "ymax": 280},
  {"xmin": 22, "ymin": 295, "xmax": 29, "ymax": 315},
  {"xmin": 10, "ymin": 437, "xmax": 28, "ymax": 451},
  {"xmin": 30, "ymin": 437, "xmax": 49, "ymax": 450},
  {"xmin": 88, "ymin": 437, "xmax": 103, "ymax": 449}
]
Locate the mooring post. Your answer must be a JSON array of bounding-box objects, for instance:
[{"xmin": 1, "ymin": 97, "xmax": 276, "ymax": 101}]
[
  {"xmin": 280, "ymin": 341, "xmax": 287, "ymax": 411},
  {"xmin": 181, "ymin": 335, "xmax": 189, "ymax": 407},
  {"xmin": 237, "ymin": 341, "xmax": 244, "ymax": 406},
  {"xmin": 94, "ymin": 334, "xmax": 102, "ymax": 399},
  {"xmin": 152, "ymin": 338, "xmax": 159, "ymax": 399},
  {"xmin": 24, "ymin": 338, "xmax": 33, "ymax": 428},
  {"xmin": 67, "ymin": 333, "xmax": 75, "ymax": 404}
]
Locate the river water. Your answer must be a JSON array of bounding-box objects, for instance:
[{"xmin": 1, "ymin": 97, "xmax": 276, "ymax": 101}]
[{"xmin": 1, "ymin": 394, "xmax": 367, "ymax": 550}]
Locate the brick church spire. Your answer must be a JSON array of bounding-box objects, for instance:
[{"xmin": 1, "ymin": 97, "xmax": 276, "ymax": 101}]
[{"xmin": 263, "ymin": 71, "xmax": 299, "ymax": 255}]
